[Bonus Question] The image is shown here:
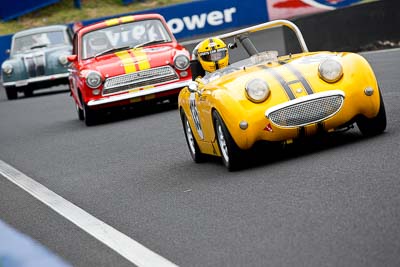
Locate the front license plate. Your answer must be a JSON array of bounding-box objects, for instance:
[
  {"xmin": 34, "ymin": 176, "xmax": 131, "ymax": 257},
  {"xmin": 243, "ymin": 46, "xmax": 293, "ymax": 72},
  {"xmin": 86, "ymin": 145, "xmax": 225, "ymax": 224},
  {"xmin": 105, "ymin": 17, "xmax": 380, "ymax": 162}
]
[{"xmin": 15, "ymin": 80, "xmax": 28, "ymax": 87}]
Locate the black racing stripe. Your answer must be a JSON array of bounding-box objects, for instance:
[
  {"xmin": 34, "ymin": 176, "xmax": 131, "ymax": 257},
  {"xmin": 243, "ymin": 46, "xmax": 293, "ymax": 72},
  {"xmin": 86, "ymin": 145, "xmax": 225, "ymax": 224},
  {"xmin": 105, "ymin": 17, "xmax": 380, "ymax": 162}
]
[
  {"xmin": 285, "ymin": 64, "xmax": 314, "ymax": 95},
  {"xmin": 259, "ymin": 65, "xmax": 295, "ymax": 100}
]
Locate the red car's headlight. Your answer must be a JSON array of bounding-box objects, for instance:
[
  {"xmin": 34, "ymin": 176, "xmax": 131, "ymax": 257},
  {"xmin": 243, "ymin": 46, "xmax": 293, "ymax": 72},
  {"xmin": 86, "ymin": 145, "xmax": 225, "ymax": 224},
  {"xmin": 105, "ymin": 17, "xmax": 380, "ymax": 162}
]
[
  {"xmin": 174, "ymin": 55, "xmax": 190, "ymax": 70},
  {"xmin": 86, "ymin": 71, "xmax": 102, "ymax": 89}
]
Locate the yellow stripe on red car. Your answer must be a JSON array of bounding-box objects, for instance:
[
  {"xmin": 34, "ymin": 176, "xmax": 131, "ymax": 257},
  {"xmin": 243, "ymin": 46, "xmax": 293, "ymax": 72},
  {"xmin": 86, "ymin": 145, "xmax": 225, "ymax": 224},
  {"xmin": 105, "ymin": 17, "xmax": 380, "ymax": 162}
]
[
  {"xmin": 115, "ymin": 51, "xmax": 137, "ymax": 73},
  {"xmin": 130, "ymin": 49, "xmax": 151, "ymax": 70},
  {"xmin": 105, "ymin": 18, "xmax": 120, "ymax": 26},
  {"xmin": 121, "ymin": 16, "xmax": 135, "ymax": 23},
  {"xmin": 105, "ymin": 16, "xmax": 134, "ymax": 26}
]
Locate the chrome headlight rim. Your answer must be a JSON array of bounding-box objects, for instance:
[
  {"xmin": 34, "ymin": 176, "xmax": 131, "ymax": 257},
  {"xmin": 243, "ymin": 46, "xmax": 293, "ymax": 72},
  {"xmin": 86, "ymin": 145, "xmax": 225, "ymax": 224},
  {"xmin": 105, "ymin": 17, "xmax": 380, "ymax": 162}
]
[
  {"xmin": 2, "ymin": 62, "xmax": 13, "ymax": 75},
  {"xmin": 58, "ymin": 55, "xmax": 68, "ymax": 65},
  {"xmin": 245, "ymin": 78, "xmax": 270, "ymax": 103},
  {"xmin": 85, "ymin": 71, "xmax": 103, "ymax": 89},
  {"xmin": 318, "ymin": 58, "xmax": 343, "ymax": 83},
  {"xmin": 174, "ymin": 54, "xmax": 190, "ymax": 70}
]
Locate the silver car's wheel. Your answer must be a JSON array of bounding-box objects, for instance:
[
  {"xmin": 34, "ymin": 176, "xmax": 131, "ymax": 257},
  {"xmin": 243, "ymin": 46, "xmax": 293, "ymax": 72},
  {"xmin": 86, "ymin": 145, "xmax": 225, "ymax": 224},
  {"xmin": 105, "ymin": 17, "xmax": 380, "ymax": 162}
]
[
  {"xmin": 181, "ymin": 109, "xmax": 205, "ymax": 163},
  {"xmin": 5, "ymin": 86, "xmax": 17, "ymax": 100}
]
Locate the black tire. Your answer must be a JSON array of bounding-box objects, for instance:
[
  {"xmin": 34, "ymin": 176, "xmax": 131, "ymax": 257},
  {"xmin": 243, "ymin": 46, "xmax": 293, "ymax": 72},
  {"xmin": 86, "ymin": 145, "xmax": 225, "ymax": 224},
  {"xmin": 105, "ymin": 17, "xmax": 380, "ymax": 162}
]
[
  {"xmin": 23, "ymin": 87, "xmax": 33, "ymax": 98},
  {"xmin": 5, "ymin": 86, "xmax": 17, "ymax": 100},
  {"xmin": 357, "ymin": 89, "xmax": 387, "ymax": 136},
  {"xmin": 83, "ymin": 102, "xmax": 98, "ymax": 126},
  {"xmin": 76, "ymin": 103, "xmax": 84, "ymax": 121},
  {"xmin": 212, "ymin": 110, "xmax": 243, "ymax": 171},
  {"xmin": 181, "ymin": 109, "xmax": 205, "ymax": 163}
]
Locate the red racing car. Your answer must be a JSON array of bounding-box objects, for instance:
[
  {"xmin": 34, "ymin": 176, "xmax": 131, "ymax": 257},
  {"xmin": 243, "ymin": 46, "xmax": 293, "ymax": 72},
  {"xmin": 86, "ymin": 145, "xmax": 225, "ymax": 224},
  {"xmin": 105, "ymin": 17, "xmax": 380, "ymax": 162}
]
[{"xmin": 68, "ymin": 14, "xmax": 192, "ymax": 125}]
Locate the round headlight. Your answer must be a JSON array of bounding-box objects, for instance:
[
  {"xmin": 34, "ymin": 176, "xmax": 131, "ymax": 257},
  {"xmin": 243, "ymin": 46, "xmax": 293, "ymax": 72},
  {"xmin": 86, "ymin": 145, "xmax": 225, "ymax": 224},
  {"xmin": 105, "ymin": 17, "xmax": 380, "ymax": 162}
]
[
  {"xmin": 2, "ymin": 63, "xmax": 13, "ymax": 74},
  {"xmin": 318, "ymin": 58, "xmax": 343, "ymax": 83},
  {"xmin": 58, "ymin": 55, "xmax": 68, "ymax": 65},
  {"xmin": 174, "ymin": 55, "xmax": 190, "ymax": 70},
  {"xmin": 245, "ymin": 78, "xmax": 270, "ymax": 103},
  {"xmin": 86, "ymin": 71, "xmax": 102, "ymax": 89}
]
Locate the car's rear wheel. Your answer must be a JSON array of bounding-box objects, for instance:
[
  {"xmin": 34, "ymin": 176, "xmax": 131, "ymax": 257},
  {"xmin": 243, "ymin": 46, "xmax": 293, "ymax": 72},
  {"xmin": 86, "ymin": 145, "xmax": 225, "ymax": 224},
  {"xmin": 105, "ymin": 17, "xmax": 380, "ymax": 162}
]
[
  {"xmin": 213, "ymin": 110, "xmax": 243, "ymax": 171},
  {"xmin": 181, "ymin": 109, "xmax": 205, "ymax": 163},
  {"xmin": 5, "ymin": 86, "xmax": 17, "ymax": 100},
  {"xmin": 83, "ymin": 102, "xmax": 98, "ymax": 126},
  {"xmin": 357, "ymin": 89, "xmax": 387, "ymax": 136}
]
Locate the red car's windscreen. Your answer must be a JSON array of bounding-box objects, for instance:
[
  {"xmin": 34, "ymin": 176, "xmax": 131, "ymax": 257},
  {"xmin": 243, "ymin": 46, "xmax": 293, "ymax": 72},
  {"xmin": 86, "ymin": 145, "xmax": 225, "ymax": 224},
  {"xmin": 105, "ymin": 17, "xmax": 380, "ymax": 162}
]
[{"xmin": 81, "ymin": 19, "xmax": 172, "ymax": 59}]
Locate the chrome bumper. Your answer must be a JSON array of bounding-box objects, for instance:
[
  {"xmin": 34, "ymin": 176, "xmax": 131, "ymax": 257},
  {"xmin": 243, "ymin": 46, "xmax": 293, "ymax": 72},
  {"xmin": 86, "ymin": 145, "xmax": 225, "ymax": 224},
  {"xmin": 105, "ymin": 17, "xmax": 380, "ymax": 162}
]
[
  {"xmin": 87, "ymin": 80, "xmax": 191, "ymax": 107},
  {"xmin": 3, "ymin": 73, "xmax": 69, "ymax": 87}
]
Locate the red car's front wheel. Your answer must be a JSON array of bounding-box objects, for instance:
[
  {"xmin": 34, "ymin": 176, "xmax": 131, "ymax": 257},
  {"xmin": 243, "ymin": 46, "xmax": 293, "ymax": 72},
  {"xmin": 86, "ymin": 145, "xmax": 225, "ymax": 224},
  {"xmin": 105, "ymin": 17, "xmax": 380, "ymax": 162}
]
[{"xmin": 83, "ymin": 103, "xmax": 99, "ymax": 126}]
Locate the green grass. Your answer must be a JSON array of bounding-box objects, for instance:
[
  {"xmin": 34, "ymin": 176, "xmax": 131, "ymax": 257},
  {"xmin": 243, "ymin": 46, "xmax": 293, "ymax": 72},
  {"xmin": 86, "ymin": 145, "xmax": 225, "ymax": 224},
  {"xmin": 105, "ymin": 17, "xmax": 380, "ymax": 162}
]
[{"xmin": 0, "ymin": 0, "xmax": 189, "ymax": 35}]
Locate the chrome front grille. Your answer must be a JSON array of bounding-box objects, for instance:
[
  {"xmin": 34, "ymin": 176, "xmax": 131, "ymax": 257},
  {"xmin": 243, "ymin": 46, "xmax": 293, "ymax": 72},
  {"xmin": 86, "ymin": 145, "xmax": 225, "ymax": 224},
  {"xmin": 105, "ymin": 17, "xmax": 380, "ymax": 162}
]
[
  {"xmin": 24, "ymin": 54, "xmax": 45, "ymax": 77},
  {"xmin": 267, "ymin": 94, "xmax": 344, "ymax": 127},
  {"xmin": 103, "ymin": 66, "xmax": 179, "ymax": 95}
]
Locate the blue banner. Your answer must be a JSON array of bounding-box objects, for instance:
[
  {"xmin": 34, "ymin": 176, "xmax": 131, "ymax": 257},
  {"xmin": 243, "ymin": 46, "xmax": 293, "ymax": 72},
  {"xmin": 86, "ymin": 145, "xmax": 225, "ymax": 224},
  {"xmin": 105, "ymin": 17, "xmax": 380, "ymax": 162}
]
[
  {"xmin": 0, "ymin": 0, "xmax": 60, "ymax": 21},
  {"xmin": 77, "ymin": 0, "xmax": 269, "ymax": 40}
]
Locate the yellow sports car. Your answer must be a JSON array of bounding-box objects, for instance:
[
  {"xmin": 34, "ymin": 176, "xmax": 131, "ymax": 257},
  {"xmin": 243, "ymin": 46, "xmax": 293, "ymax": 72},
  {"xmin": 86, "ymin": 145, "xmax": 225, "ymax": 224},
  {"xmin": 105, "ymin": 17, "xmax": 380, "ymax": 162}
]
[{"xmin": 178, "ymin": 20, "xmax": 386, "ymax": 171}]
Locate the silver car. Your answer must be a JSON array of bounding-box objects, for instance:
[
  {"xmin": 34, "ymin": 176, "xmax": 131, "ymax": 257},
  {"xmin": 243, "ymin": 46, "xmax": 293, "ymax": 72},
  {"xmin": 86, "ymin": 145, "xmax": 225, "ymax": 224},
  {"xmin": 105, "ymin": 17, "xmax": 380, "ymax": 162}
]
[{"xmin": 1, "ymin": 25, "xmax": 72, "ymax": 100}]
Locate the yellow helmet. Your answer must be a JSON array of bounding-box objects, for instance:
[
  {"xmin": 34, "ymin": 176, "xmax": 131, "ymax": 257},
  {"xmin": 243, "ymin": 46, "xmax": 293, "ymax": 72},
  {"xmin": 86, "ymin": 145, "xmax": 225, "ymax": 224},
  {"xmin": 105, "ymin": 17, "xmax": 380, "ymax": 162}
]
[{"xmin": 197, "ymin": 38, "xmax": 229, "ymax": 73}]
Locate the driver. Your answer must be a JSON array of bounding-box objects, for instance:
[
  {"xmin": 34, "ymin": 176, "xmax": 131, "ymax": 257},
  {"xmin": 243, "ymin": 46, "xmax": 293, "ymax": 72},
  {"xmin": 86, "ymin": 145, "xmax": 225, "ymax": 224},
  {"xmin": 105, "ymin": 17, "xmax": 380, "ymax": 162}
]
[
  {"xmin": 195, "ymin": 38, "xmax": 229, "ymax": 73},
  {"xmin": 87, "ymin": 32, "xmax": 111, "ymax": 57}
]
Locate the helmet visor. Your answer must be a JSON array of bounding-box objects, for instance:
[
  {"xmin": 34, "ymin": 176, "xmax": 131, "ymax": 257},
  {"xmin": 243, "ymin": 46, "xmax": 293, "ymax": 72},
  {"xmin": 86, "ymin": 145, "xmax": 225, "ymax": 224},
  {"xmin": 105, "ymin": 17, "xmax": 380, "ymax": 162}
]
[{"xmin": 199, "ymin": 48, "xmax": 227, "ymax": 62}]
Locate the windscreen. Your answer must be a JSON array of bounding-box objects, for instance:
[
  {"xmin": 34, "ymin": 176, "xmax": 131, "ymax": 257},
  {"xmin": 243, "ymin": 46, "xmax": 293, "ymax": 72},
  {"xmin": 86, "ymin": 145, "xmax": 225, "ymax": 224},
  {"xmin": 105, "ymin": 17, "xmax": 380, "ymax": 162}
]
[
  {"xmin": 81, "ymin": 19, "xmax": 172, "ymax": 59},
  {"xmin": 12, "ymin": 31, "xmax": 67, "ymax": 54}
]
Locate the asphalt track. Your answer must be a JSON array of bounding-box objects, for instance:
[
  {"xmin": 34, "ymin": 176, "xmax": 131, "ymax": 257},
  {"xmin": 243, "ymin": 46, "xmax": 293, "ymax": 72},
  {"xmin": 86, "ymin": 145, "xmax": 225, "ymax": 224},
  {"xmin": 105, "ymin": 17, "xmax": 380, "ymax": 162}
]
[{"xmin": 0, "ymin": 45, "xmax": 400, "ymax": 266}]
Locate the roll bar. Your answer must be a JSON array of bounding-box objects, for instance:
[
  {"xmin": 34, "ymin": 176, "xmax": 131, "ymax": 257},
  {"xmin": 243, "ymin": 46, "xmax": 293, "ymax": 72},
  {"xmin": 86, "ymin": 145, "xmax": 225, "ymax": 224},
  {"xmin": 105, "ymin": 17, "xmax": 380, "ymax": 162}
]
[{"xmin": 181, "ymin": 19, "xmax": 309, "ymax": 55}]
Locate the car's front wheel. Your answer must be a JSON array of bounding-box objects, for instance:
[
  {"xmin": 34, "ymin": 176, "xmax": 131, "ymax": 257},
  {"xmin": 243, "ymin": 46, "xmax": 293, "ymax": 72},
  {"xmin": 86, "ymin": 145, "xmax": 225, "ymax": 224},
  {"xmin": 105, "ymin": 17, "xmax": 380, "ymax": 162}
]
[
  {"xmin": 213, "ymin": 110, "xmax": 243, "ymax": 171},
  {"xmin": 23, "ymin": 87, "xmax": 33, "ymax": 98},
  {"xmin": 181, "ymin": 109, "xmax": 205, "ymax": 163},
  {"xmin": 357, "ymin": 89, "xmax": 387, "ymax": 136},
  {"xmin": 76, "ymin": 103, "xmax": 84, "ymax": 121},
  {"xmin": 5, "ymin": 86, "xmax": 17, "ymax": 100},
  {"xmin": 83, "ymin": 102, "xmax": 98, "ymax": 126}
]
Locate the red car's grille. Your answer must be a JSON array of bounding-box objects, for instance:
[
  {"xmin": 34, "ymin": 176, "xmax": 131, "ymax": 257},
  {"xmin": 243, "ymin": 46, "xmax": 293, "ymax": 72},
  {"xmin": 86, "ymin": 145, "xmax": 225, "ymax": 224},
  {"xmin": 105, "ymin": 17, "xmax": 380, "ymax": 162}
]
[
  {"xmin": 102, "ymin": 66, "xmax": 179, "ymax": 95},
  {"xmin": 268, "ymin": 95, "xmax": 344, "ymax": 127}
]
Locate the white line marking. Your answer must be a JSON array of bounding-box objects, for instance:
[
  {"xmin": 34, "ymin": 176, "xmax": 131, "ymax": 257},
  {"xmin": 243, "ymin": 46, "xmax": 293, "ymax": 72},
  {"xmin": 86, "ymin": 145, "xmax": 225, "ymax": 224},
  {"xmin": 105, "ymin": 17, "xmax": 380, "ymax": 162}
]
[{"xmin": 0, "ymin": 160, "xmax": 178, "ymax": 267}]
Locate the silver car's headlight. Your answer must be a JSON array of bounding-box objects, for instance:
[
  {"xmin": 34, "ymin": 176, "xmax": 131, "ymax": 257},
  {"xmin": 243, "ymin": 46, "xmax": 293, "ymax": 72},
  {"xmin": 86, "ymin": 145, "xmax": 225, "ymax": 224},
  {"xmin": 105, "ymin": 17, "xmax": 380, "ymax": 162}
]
[
  {"xmin": 318, "ymin": 58, "xmax": 343, "ymax": 83},
  {"xmin": 174, "ymin": 54, "xmax": 190, "ymax": 70},
  {"xmin": 2, "ymin": 63, "xmax": 13, "ymax": 75},
  {"xmin": 58, "ymin": 55, "xmax": 68, "ymax": 65},
  {"xmin": 245, "ymin": 78, "xmax": 270, "ymax": 103},
  {"xmin": 86, "ymin": 71, "xmax": 102, "ymax": 89}
]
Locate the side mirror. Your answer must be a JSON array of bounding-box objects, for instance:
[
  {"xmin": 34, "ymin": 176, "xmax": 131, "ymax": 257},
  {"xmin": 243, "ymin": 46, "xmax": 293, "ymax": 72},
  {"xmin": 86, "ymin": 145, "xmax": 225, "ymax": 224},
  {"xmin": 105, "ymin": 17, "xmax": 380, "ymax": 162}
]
[
  {"xmin": 188, "ymin": 81, "xmax": 199, "ymax": 93},
  {"xmin": 67, "ymin": 54, "xmax": 77, "ymax": 62}
]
